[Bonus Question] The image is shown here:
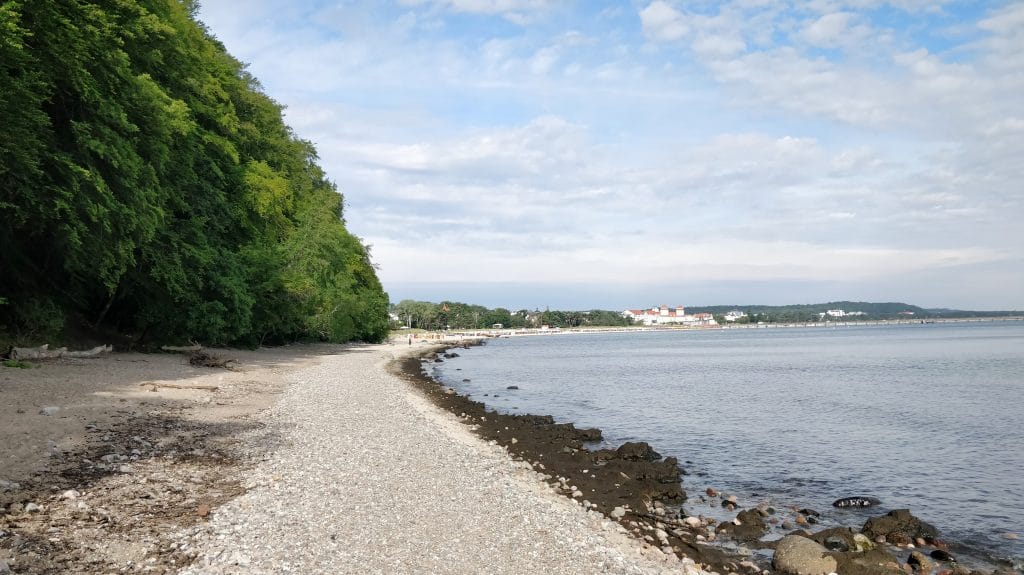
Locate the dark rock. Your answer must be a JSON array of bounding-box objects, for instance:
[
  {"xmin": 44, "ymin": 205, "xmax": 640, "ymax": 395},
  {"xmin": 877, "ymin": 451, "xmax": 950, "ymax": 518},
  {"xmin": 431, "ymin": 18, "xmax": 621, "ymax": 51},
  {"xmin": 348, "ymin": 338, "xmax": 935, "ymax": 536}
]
[
  {"xmin": 833, "ymin": 496, "xmax": 882, "ymax": 508},
  {"xmin": 929, "ymin": 550, "xmax": 954, "ymax": 562},
  {"xmin": 862, "ymin": 509, "xmax": 939, "ymax": 543},
  {"xmin": 887, "ymin": 532, "xmax": 912, "ymax": 546},
  {"xmin": 616, "ymin": 441, "xmax": 661, "ymax": 461},
  {"xmin": 518, "ymin": 414, "xmax": 556, "ymax": 426},
  {"xmin": 833, "ymin": 548, "xmax": 904, "ymax": 575},
  {"xmin": 717, "ymin": 509, "xmax": 768, "ymax": 541},
  {"xmin": 506, "ymin": 385, "xmax": 519, "ymax": 390},
  {"xmin": 799, "ymin": 508, "xmax": 821, "ymax": 518},
  {"xmin": 811, "ymin": 527, "xmax": 859, "ymax": 552},
  {"xmin": 576, "ymin": 427, "xmax": 602, "ymax": 442},
  {"xmin": 823, "ymin": 537, "xmax": 849, "ymax": 552}
]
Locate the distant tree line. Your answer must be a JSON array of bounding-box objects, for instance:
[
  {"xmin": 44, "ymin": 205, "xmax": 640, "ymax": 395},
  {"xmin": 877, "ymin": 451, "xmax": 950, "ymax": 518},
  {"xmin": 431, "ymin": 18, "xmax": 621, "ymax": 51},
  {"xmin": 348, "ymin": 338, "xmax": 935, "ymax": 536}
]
[
  {"xmin": 391, "ymin": 300, "xmax": 632, "ymax": 330},
  {"xmin": 0, "ymin": 1, "xmax": 388, "ymax": 347},
  {"xmin": 688, "ymin": 301, "xmax": 1020, "ymax": 324}
]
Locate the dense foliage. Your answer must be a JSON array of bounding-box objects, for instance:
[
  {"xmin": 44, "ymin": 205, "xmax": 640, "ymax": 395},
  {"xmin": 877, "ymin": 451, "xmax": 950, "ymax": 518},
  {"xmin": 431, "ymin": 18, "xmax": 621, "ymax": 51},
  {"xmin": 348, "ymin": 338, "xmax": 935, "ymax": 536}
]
[
  {"xmin": 391, "ymin": 300, "xmax": 631, "ymax": 330},
  {"xmin": 0, "ymin": 0, "xmax": 388, "ymax": 346}
]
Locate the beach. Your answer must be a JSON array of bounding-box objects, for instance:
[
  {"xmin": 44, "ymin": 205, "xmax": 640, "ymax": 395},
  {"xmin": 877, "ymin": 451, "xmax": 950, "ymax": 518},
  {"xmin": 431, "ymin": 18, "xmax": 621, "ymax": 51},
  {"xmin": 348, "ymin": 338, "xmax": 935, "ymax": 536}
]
[{"xmin": 0, "ymin": 342, "xmax": 704, "ymax": 574}]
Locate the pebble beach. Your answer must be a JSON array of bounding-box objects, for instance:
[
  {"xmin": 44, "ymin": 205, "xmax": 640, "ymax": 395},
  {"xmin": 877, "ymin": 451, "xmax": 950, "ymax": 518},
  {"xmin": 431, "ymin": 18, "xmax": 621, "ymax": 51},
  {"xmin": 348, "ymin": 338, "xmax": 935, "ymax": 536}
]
[{"xmin": 177, "ymin": 344, "xmax": 702, "ymax": 574}]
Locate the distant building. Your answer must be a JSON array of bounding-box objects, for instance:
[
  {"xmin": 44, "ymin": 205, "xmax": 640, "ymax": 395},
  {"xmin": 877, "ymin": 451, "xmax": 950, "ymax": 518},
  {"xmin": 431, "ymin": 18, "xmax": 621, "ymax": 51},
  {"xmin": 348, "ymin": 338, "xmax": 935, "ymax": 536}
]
[
  {"xmin": 724, "ymin": 310, "xmax": 747, "ymax": 322},
  {"xmin": 817, "ymin": 309, "xmax": 866, "ymax": 319},
  {"xmin": 622, "ymin": 305, "xmax": 717, "ymax": 326}
]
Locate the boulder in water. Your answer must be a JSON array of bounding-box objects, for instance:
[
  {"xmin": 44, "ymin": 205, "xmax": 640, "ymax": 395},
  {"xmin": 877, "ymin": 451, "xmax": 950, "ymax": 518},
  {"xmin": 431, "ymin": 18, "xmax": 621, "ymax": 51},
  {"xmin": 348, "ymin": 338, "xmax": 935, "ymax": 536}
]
[
  {"xmin": 833, "ymin": 496, "xmax": 882, "ymax": 508},
  {"xmin": 716, "ymin": 508, "xmax": 767, "ymax": 541},
  {"xmin": 929, "ymin": 549, "xmax": 954, "ymax": 562},
  {"xmin": 615, "ymin": 441, "xmax": 661, "ymax": 461},
  {"xmin": 862, "ymin": 509, "xmax": 938, "ymax": 543}
]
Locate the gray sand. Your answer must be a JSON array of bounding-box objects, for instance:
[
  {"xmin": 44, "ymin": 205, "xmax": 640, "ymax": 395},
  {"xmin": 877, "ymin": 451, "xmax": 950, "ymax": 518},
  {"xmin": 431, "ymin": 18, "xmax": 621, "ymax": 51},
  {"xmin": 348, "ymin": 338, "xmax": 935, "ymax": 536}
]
[{"xmin": 179, "ymin": 345, "xmax": 706, "ymax": 574}]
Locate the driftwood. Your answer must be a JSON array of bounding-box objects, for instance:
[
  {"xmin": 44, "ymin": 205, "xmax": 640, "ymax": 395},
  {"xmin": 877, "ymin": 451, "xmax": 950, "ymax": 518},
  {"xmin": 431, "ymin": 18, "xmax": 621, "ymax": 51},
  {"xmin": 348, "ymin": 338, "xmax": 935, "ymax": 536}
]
[
  {"xmin": 141, "ymin": 381, "xmax": 219, "ymax": 392},
  {"xmin": 12, "ymin": 344, "xmax": 112, "ymax": 360},
  {"xmin": 188, "ymin": 350, "xmax": 238, "ymax": 370},
  {"xmin": 161, "ymin": 344, "xmax": 203, "ymax": 353},
  {"xmin": 66, "ymin": 345, "xmax": 113, "ymax": 358}
]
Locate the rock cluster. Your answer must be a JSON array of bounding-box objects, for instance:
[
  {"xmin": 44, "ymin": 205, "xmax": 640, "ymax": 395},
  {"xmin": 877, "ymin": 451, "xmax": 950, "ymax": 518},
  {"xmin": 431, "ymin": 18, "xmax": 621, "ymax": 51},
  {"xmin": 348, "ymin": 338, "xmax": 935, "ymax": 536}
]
[{"xmin": 861, "ymin": 509, "xmax": 939, "ymax": 545}]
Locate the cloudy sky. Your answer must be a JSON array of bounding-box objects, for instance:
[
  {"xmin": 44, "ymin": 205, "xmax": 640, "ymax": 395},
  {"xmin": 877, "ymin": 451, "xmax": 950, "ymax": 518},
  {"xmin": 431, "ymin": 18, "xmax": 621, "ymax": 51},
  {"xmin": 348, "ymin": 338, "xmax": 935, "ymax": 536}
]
[{"xmin": 197, "ymin": 1, "xmax": 1023, "ymax": 310}]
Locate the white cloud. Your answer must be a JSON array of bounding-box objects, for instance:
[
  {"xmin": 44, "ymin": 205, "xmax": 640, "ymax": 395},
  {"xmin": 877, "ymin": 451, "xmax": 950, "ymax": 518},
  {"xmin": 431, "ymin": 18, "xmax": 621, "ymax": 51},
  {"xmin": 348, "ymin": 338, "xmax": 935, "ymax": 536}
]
[
  {"xmin": 196, "ymin": 0, "xmax": 1024, "ymax": 308},
  {"xmin": 639, "ymin": 1, "xmax": 689, "ymax": 42},
  {"xmin": 692, "ymin": 33, "xmax": 746, "ymax": 58},
  {"xmin": 398, "ymin": 0, "xmax": 562, "ymax": 24},
  {"xmin": 799, "ymin": 11, "xmax": 875, "ymax": 49}
]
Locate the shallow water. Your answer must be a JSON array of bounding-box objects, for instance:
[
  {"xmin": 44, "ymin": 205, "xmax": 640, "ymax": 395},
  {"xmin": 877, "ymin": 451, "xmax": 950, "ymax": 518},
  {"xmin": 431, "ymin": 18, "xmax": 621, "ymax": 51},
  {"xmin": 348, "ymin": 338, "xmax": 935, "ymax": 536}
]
[{"xmin": 433, "ymin": 322, "xmax": 1024, "ymax": 567}]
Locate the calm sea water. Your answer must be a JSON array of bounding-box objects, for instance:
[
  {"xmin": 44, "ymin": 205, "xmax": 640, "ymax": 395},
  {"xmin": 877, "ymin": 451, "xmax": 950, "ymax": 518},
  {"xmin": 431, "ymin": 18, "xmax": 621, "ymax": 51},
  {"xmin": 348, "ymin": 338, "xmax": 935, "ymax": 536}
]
[{"xmin": 432, "ymin": 322, "xmax": 1024, "ymax": 567}]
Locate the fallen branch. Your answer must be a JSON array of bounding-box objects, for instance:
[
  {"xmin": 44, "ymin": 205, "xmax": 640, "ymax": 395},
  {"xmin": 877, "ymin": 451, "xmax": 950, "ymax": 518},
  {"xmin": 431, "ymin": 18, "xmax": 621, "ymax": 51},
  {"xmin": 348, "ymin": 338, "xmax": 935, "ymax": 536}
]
[
  {"xmin": 12, "ymin": 344, "xmax": 112, "ymax": 360},
  {"xmin": 65, "ymin": 344, "xmax": 113, "ymax": 358},
  {"xmin": 141, "ymin": 382, "xmax": 219, "ymax": 392},
  {"xmin": 161, "ymin": 344, "xmax": 203, "ymax": 353}
]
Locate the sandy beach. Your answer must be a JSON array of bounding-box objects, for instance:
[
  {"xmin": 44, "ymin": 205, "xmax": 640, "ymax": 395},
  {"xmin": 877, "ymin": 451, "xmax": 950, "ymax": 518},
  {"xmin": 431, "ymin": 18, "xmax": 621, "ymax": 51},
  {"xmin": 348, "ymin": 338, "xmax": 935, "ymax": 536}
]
[{"xmin": 0, "ymin": 343, "xmax": 705, "ymax": 574}]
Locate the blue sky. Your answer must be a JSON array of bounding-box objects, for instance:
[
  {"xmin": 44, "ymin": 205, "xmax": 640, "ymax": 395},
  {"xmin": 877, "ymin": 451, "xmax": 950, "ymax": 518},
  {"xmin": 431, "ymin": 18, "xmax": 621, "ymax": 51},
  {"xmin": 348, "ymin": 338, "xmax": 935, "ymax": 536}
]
[{"xmin": 197, "ymin": 1, "xmax": 1024, "ymax": 310}]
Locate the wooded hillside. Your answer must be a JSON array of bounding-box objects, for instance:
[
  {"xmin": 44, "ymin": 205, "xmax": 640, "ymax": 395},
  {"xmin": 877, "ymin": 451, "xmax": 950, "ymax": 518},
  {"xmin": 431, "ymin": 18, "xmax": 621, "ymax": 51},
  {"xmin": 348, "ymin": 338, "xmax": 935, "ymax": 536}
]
[{"xmin": 0, "ymin": 0, "xmax": 389, "ymax": 346}]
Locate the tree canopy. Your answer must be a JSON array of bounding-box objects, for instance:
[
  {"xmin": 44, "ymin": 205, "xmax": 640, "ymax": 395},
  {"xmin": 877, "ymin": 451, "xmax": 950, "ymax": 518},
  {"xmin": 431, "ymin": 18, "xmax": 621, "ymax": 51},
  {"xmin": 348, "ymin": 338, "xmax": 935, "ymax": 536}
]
[
  {"xmin": 391, "ymin": 300, "xmax": 631, "ymax": 330},
  {"xmin": 0, "ymin": 0, "xmax": 388, "ymax": 346}
]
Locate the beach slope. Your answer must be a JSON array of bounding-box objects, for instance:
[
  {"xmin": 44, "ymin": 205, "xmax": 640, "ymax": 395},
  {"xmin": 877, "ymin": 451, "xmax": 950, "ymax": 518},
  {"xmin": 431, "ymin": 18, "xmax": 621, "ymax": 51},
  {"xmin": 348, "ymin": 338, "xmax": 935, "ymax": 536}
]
[{"xmin": 176, "ymin": 344, "xmax": 701, "ymax": 574}]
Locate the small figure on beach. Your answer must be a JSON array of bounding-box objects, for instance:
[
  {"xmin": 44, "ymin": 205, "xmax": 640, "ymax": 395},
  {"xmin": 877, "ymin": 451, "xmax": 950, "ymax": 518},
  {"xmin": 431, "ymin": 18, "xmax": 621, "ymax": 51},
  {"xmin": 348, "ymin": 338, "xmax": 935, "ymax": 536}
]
[{"xmin": 408, "ymin": 335, "xmax": 412, "ymax": 346}]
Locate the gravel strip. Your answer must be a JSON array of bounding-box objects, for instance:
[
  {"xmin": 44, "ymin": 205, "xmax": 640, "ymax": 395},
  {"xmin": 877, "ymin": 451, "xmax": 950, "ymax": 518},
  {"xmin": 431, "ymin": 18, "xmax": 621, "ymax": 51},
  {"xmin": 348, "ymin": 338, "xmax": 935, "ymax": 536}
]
[{"xmin": 178, "ymin": 345, "xmax": 707, "ymax": 574}]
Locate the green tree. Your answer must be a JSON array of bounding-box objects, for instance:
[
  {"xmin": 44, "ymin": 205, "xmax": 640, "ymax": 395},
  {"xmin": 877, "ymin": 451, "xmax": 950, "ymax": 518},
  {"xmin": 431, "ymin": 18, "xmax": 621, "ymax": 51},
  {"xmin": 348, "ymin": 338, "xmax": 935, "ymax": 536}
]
[{"xmin": 0, "ymin": 0, "xmax": 388, "ymax": 346}]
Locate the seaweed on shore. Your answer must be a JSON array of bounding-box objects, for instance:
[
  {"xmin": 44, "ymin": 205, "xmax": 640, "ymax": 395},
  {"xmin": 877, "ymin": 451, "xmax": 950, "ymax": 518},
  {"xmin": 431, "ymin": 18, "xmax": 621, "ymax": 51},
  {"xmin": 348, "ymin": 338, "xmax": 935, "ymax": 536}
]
[{"xmin": 393, "ymin": 344, "xmax": 737, "ymax": 572}]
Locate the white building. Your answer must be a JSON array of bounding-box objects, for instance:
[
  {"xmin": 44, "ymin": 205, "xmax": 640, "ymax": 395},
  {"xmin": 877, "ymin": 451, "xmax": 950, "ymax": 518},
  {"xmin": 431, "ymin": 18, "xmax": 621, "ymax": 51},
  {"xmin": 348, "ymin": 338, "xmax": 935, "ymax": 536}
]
[
  {"xmin": 818, "ymin": 309, "xmax": 865, "ymax": 319},
  {"xmin": 724, "ymin": 310, "xmax": 747, "ymax": 322},
  {"xmin": 622, "ymin": 305, "xmax": 718, "ymax": 326}
]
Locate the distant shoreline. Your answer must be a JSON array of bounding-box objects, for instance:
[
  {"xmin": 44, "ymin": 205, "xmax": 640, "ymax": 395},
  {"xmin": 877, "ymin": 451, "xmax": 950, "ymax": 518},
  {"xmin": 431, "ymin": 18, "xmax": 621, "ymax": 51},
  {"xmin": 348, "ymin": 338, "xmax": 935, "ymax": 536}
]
[{"xmin": 396, "ymin": 316, "xmax": 1024, "ymax": 342}]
